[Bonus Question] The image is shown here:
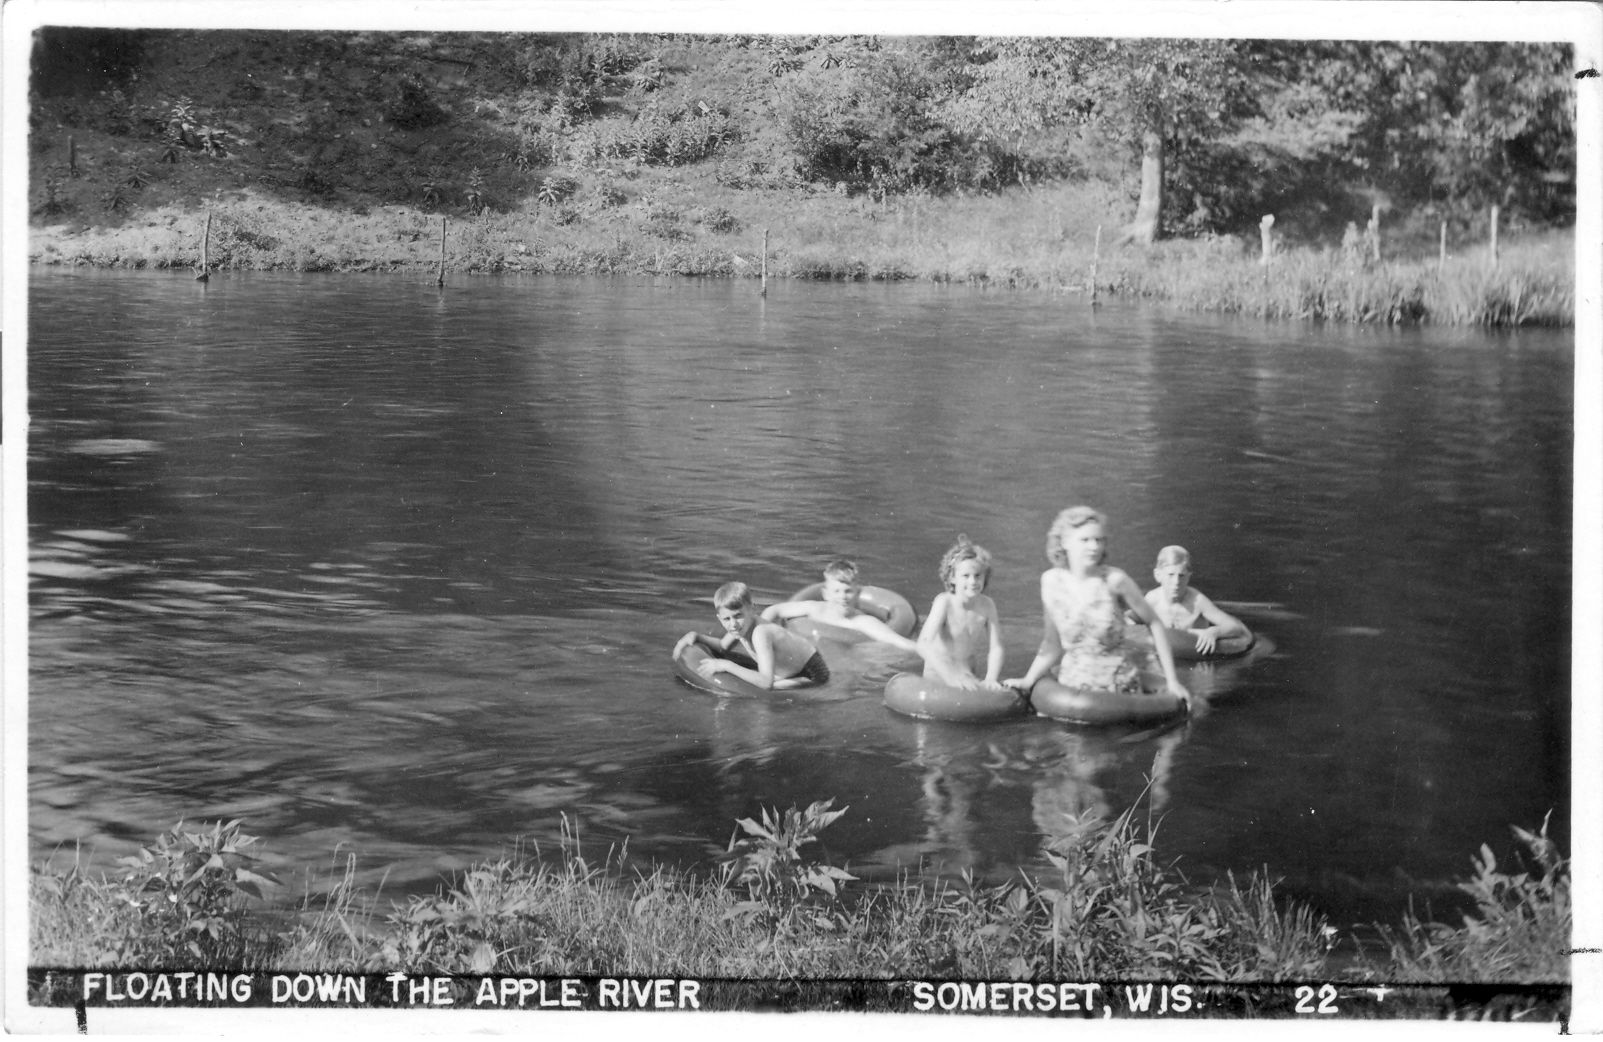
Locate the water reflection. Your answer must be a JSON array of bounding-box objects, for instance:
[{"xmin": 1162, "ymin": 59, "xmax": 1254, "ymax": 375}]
[{"xmin": 27, "ymin": 271, "xmax": 1570, "ymax": 926}]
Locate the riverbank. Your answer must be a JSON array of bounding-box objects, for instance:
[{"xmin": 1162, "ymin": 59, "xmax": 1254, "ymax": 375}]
[
  {"xmin": 31, "ymin": 176, "xmax": 1574, "ymax": 328},
  {"xmin": 27, "ymin": 30, "xmax": 1573, "ymax": 327},
  {"xmin": 30, "ymin": 803, "xmax": 1569, "ymax": 1010}
]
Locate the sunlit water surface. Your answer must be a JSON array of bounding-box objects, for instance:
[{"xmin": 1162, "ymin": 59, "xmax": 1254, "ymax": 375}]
[{"xmin": 28, "ymin": 269, "xmax": 1571, "ymax": 932}]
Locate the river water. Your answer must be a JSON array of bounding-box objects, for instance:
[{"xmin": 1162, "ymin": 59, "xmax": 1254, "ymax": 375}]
[{"xmin": 26, "ymin": 269, "xmax": 1571, "ymax": 933}]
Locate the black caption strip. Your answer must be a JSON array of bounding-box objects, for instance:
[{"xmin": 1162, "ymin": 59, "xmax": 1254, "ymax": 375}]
[{"xmin": 27, "ymin": 971, "xmax": 1570, "ymax": 1022}]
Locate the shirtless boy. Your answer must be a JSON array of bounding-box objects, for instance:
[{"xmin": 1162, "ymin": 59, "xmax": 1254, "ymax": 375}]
[
  {"xmin": 761, "ymin": 559, "xmax": 920, "ymax": 652},
  {"xmin": 674, "ymin": 582, "xmax": 831, "ymax": 690}
]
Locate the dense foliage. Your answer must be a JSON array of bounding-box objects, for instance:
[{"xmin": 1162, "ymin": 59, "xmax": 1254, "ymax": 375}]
[
  {"xmin": 28, "ymin": 28, "xmax": 1575, "ymax": 324},
  {"xmin": 36, "ymin": 28, "xmax": 1570, "ymax": 242}
]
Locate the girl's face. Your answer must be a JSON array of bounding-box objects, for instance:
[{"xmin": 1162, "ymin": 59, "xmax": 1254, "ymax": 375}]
[
  {"xmin": 949, "ymin": 558, "xmax": 987, "ymax": 598},
  {"xmin": 1062, "ymin": 522, "xmax": 1106, "ymax": 568},
  {"xmin": 1154, "ymin": 564, "xmax": 1192, "ymax": 598}
]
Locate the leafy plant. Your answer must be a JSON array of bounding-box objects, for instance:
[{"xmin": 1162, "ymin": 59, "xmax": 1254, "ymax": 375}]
[
  {"xmin": 698, "ymin": 205, "xmax": 741, "ymax": 234},
  {"xmin": 115, "ymin": 819, "xmax": 280, "ymax": 963},
  {"xmin": 719, "ymin": 799, "xmax": 856, "ymax": 931},
  {"xmin": 1378, "ymin": 814, "xmax": 1569, "ymax": 982},
  {"xmin": 382, "ymin": 858, "xmax": 541, "ymax": 973},
  {"xmin": 159, "ymin": 120, "xmax": 184, "ymax": 164},
  {"xmin": 537, "ymin": 175, "xmax": 577, "ymax": 208},
  {"xmin": 995, "ymin": 802, "xmax": 1331, "ymax": 980},
  {"xmin": 465, "ymin": 168, "xmax": 487, "ymax": 214}
]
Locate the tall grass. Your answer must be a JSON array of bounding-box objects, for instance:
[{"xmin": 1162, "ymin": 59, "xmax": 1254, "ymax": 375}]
[
  {"xmin": 33, "ymin": 171, "xmax": 1572, "ymax": 327},
  {"xmin": 1103, "ymin": 235, "xmax": 1573, "ymax": 327},
  {"xmin": 33, "ymin": 801, "xmax": 1569, "ymax": 985},
  {"xmin": 33, "ymin": 800, "xmax": 1345, "ymax": 981}
]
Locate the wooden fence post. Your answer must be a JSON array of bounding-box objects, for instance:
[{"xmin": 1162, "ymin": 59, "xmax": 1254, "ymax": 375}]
[
  {"xmin": 1439, "ymin": 220, "xmax": 1447, "ymax": 273},
  {"xmin": 1367, "ymin": 205, "xmax": 1381, "ymax": 263},
  {"xmin": 1089, "ymin": 224, "xmax": 1101, "ymax": 306},
  {"xmin": 1259, "ymin": 214, "xmax": 1275, "ymax": 265},
  {"xmin": 760, "ymin": 229, "xmax": 768, "ymax": 297},
  {"xmin": 196, "ymin": 211, "xmax": 211, "ymax": 282},
  {"xmin": 68, "ymin": 135, "xmax": 79, "ymax": 178},
  {"xmin": 1489, "ymin": 204, "xmax": 1500, "ymax": 268},
  {"xmin": 437, "ymin": 217, "xmax": 447, "ymax": 288}
]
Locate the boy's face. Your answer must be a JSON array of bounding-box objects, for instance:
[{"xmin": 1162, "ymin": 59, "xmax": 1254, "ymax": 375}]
[
  {"xmin": 716, "ymin": 603, "xmax": 754, "ymax": 635},
  {"xmin": 822, "ymin": 576, "xmax": 860, "ymax": 610},
  {"xmin": 1154, "ymin": 564, "xmax": 1192, "ymax": 598}
]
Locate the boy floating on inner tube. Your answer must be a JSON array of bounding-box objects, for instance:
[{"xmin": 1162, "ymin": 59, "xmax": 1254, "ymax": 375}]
[
  {"xmin": 673, "ymin": 582, "xmax": 831, "ymax": 690},
  {"xmin": 1143, "ymin": 545, "xmax": 1249, "ymax": 656},
  {"xmin": 916, "ymin": 534, "xmax": 1011, "ymax": 693},
  {"xmin": 761, "ymin": 559, "xmax": 920, "ymax": 652}
]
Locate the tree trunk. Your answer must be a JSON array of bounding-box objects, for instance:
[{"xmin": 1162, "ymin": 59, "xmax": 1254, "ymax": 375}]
[{"xmin": 1114, "ymin": 130, "xmax": 1163, "ymax": 247}]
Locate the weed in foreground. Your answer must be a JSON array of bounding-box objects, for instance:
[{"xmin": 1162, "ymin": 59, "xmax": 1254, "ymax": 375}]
[
  {"xmin": 1373, "ymin": 813, "xmax": 1569, "ymax": 983},
  {"xmin": 29, "ymin": 807, "xmax": 1566, "ymax": 984}
]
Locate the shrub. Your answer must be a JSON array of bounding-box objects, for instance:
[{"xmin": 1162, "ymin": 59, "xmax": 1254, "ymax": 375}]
[
  {"xmin": 389, "ymin": 75, "xmax": 447, "ymax": 130},
  {"xmin": 1377, "ymin": 815, "xmax": 1569, "ymax": 983},
  {"xmin": 698, "ymin": 205, "xmax": 741, "ymax": 234},
  {"xmin": 113, "ymin": 820, "xmax": 281, "ymax": 965},
  {"xmin": 718, "ymin": 799, "xmax": 856, "ymax": 933}
]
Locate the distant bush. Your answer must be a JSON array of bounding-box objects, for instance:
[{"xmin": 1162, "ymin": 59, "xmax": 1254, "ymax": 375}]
[
  {"xmin": 777, "ymin": 52, "xmax": 980, "ymax": 196},
  {"xmin": 389, "ymin": 75, "xmax": 448, "ymax": 130},
  {"xmin": 697, "ymin": 205, "xmax": 741, "ymax": 234},
  {"xmin": 575, "ymin": 103, "xmax": 735, "ymax": 168}
]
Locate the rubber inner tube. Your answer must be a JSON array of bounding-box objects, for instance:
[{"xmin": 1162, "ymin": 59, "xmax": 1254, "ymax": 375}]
[
  {"xmin": 784, "ymin": 582, "xmax": 917, "ymax": 645},
  {"xmin": 670, "ymin": 644, "xmax": 770, "ymax": 698},
  {"xmin": 1128, "ymin": 624, "xmax": 1257, "ymax": 661},
  {"xmin": 1028, "ymin": 676, "xmax": 1187, "ymax": 725},
  {"xmin": 883, "ymin": 672, "xmax": 1026, "ymax": 723}
]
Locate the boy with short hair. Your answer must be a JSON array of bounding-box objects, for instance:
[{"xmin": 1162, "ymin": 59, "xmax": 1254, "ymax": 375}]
[
  {"xmin": 673, "ymin": 582, "xmax": 831, "ymax": 690},
  {"xmin": 762, "ymin": 559, "xmax": 920, "ymax": 652}
]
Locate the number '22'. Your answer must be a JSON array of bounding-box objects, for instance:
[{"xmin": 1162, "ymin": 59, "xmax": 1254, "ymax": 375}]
[{"xmin": 1294, "ymin": 984, "xmax": 1338, "ymax": 1014}]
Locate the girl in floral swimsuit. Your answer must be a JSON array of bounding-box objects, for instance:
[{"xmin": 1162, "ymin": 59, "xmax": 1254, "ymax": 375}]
[{"xmin": 1005, "ymin": 506, "xmax": 1189, "ymax": 706}]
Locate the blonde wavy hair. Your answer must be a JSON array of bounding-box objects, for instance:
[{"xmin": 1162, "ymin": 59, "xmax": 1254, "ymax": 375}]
[
  {"xmin": 938, "ymin": 533, "xmax": 992, "ymax": 592},
  {"xmin": 1045, "ymin": 506, "xmax": 1108, "ymax": 567}
]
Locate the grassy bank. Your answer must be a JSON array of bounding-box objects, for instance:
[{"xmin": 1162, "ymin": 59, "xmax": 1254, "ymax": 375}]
[
  {"xmin": 30, "ymin": 800, "xmax": 1569, "ymax": 991},
  {"xmin": 32, "ymin": 177, "xmax": 1573, "ymax": 327},
  {"xmin": 28, "ymin": 31, "xmax": 1573, "ymax": 327}
]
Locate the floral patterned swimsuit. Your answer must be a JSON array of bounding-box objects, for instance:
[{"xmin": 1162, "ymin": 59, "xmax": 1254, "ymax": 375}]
[{"xmin": 1043, "ymin": 568, "xmax": 1155, "ymax": 694}]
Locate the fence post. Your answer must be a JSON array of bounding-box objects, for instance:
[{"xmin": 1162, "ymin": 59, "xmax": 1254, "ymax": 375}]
[
  {"xmin": 196, "ymin": 211, "xmax": 211, "ymax": 282},
  {"xmin": 68, "ymin": 135, "xmax": 79, "ymax": 178},
  {"xmin": 1089, "ymin": 225, "xmax": 1101, "ymax": 306},
  {"xmin": 1367, "ymin": 205, "xmax": 1381, "ymax": 263},
  {"xmin": 1439, "ymin": 220, "xmax": 1447, "ymax": 273},
  {"xmin": 437, "ymin": 217, "xmax": 447, "ymax": 288},
  {"xmin": 761, "ymin": 229, "xmax": 768, "ymax": 298},
  {"xmin": 1259, "ymin": 214, "xmax": 1275, "ymax": 265},
  {"xmin": 1489, "ymin": 204, "xmax": 1500, "ymax": 268}
]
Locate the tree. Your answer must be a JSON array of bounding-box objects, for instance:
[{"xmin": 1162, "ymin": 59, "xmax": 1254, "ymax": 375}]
[
  {"xmin": 948, "ymin": 38, "xmax": 1256, "ymax": 244},
  {"xmin": 1244, "ymin": 40, "xmax": 1575, "ymax": 228}
]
